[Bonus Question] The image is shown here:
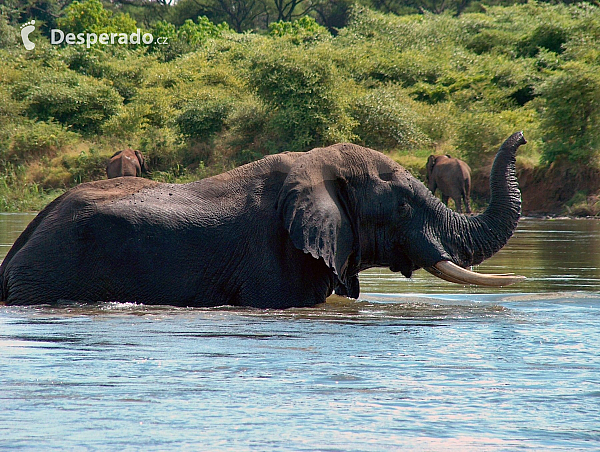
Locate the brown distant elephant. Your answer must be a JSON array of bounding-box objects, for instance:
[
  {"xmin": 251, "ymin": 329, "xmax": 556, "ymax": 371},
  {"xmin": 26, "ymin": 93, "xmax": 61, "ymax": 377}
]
[
  {"xmin": 106, "ymin": 149, "xmax": 147, "ymax": 178},
  {"xmin": 426, "ymin": 154, "xmax": 472, "ymax": 213}
]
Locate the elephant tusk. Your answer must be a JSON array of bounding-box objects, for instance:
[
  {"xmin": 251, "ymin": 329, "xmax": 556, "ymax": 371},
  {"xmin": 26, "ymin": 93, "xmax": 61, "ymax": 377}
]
[{"xmin": 425, "ymin": 260, "xmax": 526, "ymax": 287}]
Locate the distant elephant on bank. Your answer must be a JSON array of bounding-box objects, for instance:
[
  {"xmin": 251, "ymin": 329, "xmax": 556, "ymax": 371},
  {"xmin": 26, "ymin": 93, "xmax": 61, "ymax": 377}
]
[
  {"xmin": 0, "ymin": 133, "xmax": 527, "ymax": 308},
  {"xmin": 426, "ymin": 154, "xmax": 472, "ymax": 213},
  {"xmin": 106, "ymin": 149, "xmax": 147, "ymax": 178}
]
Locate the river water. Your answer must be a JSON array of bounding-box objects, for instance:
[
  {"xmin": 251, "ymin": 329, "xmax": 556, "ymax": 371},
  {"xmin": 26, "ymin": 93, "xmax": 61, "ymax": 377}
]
[{"xmin": 0, "ymin": 214, "xmax": 599, "ymax": 451}]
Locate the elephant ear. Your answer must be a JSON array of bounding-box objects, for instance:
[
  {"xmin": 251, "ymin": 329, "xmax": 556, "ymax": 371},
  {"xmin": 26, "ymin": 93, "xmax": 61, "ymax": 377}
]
[
  {"xmin": 426, "ymin": 155, "xmax": 436, "ymax": 173},
  {"xmin": 277, "ymin": 165, "xmax": 361, "ymax": 299},
  {"xmin": 134, "ymin": 151, "xmax": 147, "ymax": 173}
]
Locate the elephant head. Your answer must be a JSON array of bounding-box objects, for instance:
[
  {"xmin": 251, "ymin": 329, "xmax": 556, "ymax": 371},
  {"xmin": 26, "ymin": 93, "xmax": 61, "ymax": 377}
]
[
  {"xmin": 426, "ymin": 154, "xmax": 448, "ymax": 181},
  {"xmin": 279, "ymin": 132, "xmax": 526, "ymax": 298},
  {"xmin": 134, "ymin": 150, "xmax": 148, "ymax": 173}
]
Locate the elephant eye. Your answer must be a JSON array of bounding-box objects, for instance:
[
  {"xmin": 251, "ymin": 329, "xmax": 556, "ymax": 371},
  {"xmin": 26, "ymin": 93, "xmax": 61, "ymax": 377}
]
[
  {"xmin": 397, "ymin": 200, "xmax": 413, "ymax": 216},
  {"xmin": 379, "ymin": 172, "xmax": 394, "ymax": 182}
]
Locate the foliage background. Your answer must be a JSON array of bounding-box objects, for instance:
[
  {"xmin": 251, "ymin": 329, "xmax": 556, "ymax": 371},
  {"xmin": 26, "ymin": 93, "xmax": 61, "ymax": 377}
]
[{"xmin": 1, "ymin": 0, "xmax": 599, "ymax": 214}]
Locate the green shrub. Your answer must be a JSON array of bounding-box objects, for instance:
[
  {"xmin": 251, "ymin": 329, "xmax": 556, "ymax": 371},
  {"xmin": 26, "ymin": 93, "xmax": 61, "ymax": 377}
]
[
  {"xmin": 340, "ymin": 44, "xmax": 446, "ymax": 88},
  {"xmin": 0, "ymin": 15, "xmax": 18, "ymax": 49},
  {"xmin": 224, "ymin": 97, "xmax": 269, "ymax": 149},
  {"xmin": 8, "ymin": 120, "xmax": 79, "ymax": 162},
  {"xmin": 81, "ymin": 55, "xmax": 152, "ymax": 102},
  {"xmin": 15, "ymin": 71, "xmax": 123, "ymax": 134},
  {"xmin": 454, "ymin": 111, "xmax": 511, "ymax": 165},
  {"xmin": 268, "ymin": 17, "xmax": 330, "ymax": 44},
  {"xmin": 0, "ymin": 163, "xmax": 63, "ymax": 212},
  {"xmin": 519, "ymin": 23, "xmax": 570, "ymax": 57},
  {"xmin": 128, "ymin": 87, "xmax": 178, "ymax": 129},
  {"xmin": 537, "ymin": 62, "xmax": 600, "ymax": 164},
  {"xmin": 62, "ymin": 148, "xmax": 108, "ymax": 184},
  {"xmin": 351, "ymin": 87, "xmax": 430, "ymax": 151},
  {"xmin": 450, "ymin": 54, "xmax": 539, "ymax": 112},
  {"xmin": 150, "ymin": 17, "xmax": 230, "ymax": 61},
  {"xmin": 57, "ymin": 0, "xmax": 138, "ymax": 37},
  {"xmin": 411, "ymin": 101, "xmax": 459, "ymax": 145},
  {"xmin": 0, "ymin": 85, "xmax": 23, "ymax": 125},
  {"xmin": 176, "ymin": 96, "xmax": 233, "ymax": 140},
  {"xmin": 465, "ymin": 28, "xmax": 515, "ymax": 55},
  {"xmin": 340, "ymin": 6, "xmax": 465, "ymax": 52},
  {"xmin": 454, "ymin": 106, "xmax": 539, "ymax": 165},
  {"xmin": 101, "ymin": 103, "xmax": 151, "ymax": 139},
  {"xmin": 178, "ymin": 16, "xmax": 230, "ymax": 44},
  {"xmin": 249, "ymin": 43, "xmax": 354, "ymax": 152},
  {"xmin": 139, "ymin": 126, "xmax": 184, "ymax": 172}
]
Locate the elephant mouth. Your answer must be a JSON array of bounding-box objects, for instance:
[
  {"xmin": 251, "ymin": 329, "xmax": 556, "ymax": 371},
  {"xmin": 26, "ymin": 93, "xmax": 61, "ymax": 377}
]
[{"xmin": 425, "ymin": 260, "xmax": 526, "ymax": 287}]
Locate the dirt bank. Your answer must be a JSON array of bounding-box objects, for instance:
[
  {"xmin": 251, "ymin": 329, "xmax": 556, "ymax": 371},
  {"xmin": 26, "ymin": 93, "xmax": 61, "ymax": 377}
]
[{"xmin": 471, "ymin": 160, "xmax": 600, "ymax": 216}]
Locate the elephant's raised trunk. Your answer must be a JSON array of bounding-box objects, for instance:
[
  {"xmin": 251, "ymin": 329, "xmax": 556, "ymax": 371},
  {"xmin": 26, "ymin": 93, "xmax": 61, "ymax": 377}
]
[
  {"xmin": 467, "ymin": 131, "xmax": 525, "ymax": 264},
  {"xmin": 425, "ymin": 132, "xmax": 527, "ymax": 286}
]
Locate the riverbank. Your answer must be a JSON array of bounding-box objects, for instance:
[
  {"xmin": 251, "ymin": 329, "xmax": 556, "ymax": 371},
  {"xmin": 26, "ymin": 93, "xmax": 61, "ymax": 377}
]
[
  {"xmin": 2, "ymin": 151, "xmax": 598, "ymax": 216},
  {"xmin": 471, "ymin": 159, "xmax": 600, "ymax": 217}
]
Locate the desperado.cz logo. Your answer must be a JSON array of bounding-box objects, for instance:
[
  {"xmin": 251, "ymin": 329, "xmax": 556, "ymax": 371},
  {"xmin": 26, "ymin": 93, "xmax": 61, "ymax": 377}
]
[{"xmin": 20, "ymin": 20, "xmax": 168, "ymax": 50}]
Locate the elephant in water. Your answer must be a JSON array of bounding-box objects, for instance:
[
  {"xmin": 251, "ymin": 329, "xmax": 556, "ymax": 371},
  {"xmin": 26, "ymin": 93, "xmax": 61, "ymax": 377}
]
[
  {"xmin": 426, "ymin": 154, "xmax": 472, "ymax": 213},
  {"xmin": 0, "ymin": 133, "xmax": 527, "ymax": 308},
  {"xmin": 106, "ymin": 149, "xmax": 147, "ymax": 178}
]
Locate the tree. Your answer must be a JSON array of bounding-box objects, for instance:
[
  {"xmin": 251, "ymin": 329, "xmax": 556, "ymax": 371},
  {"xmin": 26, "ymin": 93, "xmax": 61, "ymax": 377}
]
[
  {"xmin": 167, "ymin": 0, "xmax": 215, "ymax": 26},
  {"xmin": 370, "ymin": 0, "xmax": 471, "ymax": 15},
  {"xmin": 313, "ymin": 0, "xmax": 353, "ymax": 32},
  {"xmin": 1, "ymin": 0, "xmax": 71, "ymax": 33},
  {"xmin": 216, "ymin": 0, "xmax": 267, "ymax": 31},
  {"xmin": 182, "ymin": 0, "xmax": 266, "ymax": 32},
  {"xmin": 57, "ymin": 0, "xmax": 138, "ymax": 36},
  {"xmin": 268, "ymin": 16, "xmax": 328, "ymax": 41},
  {"xmin": 272, "ymin": 0, "xmax": 315, "ymax": 22},
  {"xmin": 149, "ymin": 16, "xmax": 230, "ymax": 60},
  {"xmin": 107, "ymin": 0, "xmax": 173, "ymax": 26}
]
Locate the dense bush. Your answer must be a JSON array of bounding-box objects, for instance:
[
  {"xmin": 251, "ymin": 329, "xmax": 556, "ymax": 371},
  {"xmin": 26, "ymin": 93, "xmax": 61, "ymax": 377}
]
[
  {"xmin": 268, "ymin": 16, "xmax": 330, "ymax": 44},
  {"xmin": 0, "ymin": 84, "xmax": 23, "ymax": 125},
  {"xmin": 14, "ymin": 72, "xmax": 123, "ymax": 134},
  {"xmin": 1, "ymin": 2, "xmax": 600, "ymax": 211},
  {"xmin": 351, "ymin": 87, "xmax": 430, "ymax": 150},
  {"xmin": 0, "ymin": 15, "xmax": 18, "ymax": 49},
  {"xmin": 73, "ymin": 53, "xmax": 153, "ymax": 102},
  {"xmin": 57, "ymin": 0, "xmax": 138, "ymax": 37},
  {"xmin": 454, "ymin": 111, "xmax": 513, "ymax": 164},
  {"xmin": 150, "ymin": 16, "xmax": 231, "ymax": 61},
  {"xmin": 176, "ymin": 96, "xmax": 233, "ymax": 140},
  {"xmin": 8, "ymin": 120, "xmax": 79, "ymax": 163},
  {"xmin": 62, "ymin": 148, "xmax": 109, "ymax": 184},
  {"xmin": 537, "ymin": 62, "xmax": 600, "ymax": 164},
  {"xmin": 249, "ymin": 43, "xmax": 354, "ymax": 152},
  {"xmin": 224, "ymin": 97, "xmax": 269, "ymax": 151}
]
